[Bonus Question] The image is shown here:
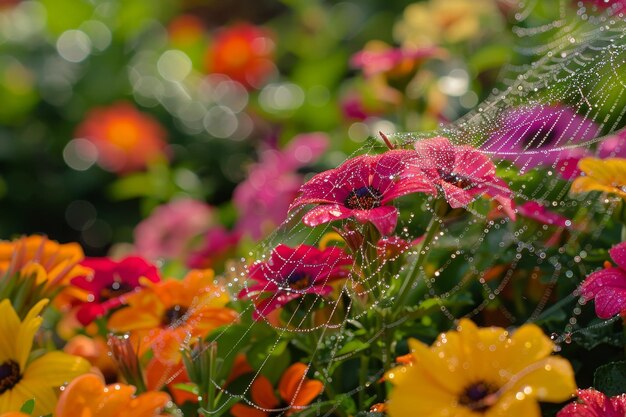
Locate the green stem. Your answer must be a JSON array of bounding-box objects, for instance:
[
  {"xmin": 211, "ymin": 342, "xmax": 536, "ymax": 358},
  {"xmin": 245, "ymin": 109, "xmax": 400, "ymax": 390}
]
[
  {"xmin": 391, "ymin": 203, "xmax": 444, "ymax": 317},
  {"xmin": 358, "ymin": 353, "xmax": 370, "ymax": 407}
]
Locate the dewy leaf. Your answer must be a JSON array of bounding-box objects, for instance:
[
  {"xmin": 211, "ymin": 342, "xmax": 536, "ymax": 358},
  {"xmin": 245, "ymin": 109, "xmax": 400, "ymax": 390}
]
[{"xmin": 594, "ymin": 361, "xmax": 626, "ymax": 396}]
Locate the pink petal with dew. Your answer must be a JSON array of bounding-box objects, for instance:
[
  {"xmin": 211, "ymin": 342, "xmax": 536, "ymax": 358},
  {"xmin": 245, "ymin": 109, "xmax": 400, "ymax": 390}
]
[
  {"xmin": 453, "ymin": 146, "xmax": 496, "ymax": 180},
  {"xmin": 593, "ymin": 286, "xmax": 626, "ymax": 319},
  {"xmin": 252, "ymin": 285, "xmax": 333, "ymax": 320},
  {"xmin": 302, "ymin": 204, "xmax": 354, "ymax": 228},
  {"xmin": 439, "ymin": 181, "xmax": 475, "ymax": 208},
  {"xmin": 581, "ymin": 268, "xmax": 626, "ymax": 299},
  {"xmin": 353, "ymin": 205, "xmax": 399, "ymax": 236},
  {"xmin": 609, "ymin": 242, "xmax": 626, "ymax": 270},
  {"xmin": 381, "ymin": 169, "xmax": 437, "ymax": 203},
  {"xmin": 518, "ymin": 201, "xmax": 570, "ymax": 227},
  {"xmin": 413, "ymin": 137, "xmax": 456, "ymax": 171},
  {"xmin": 576, "ymin": 389, "xmax": 613, "ymax": 413}
]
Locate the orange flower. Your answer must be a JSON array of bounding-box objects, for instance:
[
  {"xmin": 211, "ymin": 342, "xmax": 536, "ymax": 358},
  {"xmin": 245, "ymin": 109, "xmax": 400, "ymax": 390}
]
[
  {"xmin": 146, "ymin": 357, "xmax": 196, "ymax": 405},
  {"xmin": 205, "ymin": 23, "xmax": 275, "ymax": 89},
  {"xmin": 55, "ymin": 373, "xmax": 170, "ymax": 417},
  {"xmin": 0, "ymin": 235, "xmax": 89, "ymax": 316},
  {"xmin": 64, "ymin": 335, "xmax": 118, "ymax": 383},
  {"xmin": 76, "ymin": 102, "xmax": 168, "ymax": 173},
  {"xmin": 230, "ymin": 363, "xmax": 324, "ymax": 417},
  {"xmin": 108, "ymin": 269, "xmax": 238, "ymax": 364}
]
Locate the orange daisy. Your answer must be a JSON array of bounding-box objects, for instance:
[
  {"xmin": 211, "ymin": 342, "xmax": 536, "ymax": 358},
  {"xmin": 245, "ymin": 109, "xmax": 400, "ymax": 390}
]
[
  {"xmin": 108, "ymin": 269, "xmax": 238, "ymax": 364},
  {"xmin": 230, "ymin": 363, "xmax": 324, "ymax": 417},
  {"xmin": 75, "ymin": 102, "xmax": 168, "ymax": 173},
  {"xmin": 0, "ymin": 235, "xmax": 89, "ymax": 316},
  {"xmin": 55, "ymin": 373, "xmax": 170, "ymax": 417}
]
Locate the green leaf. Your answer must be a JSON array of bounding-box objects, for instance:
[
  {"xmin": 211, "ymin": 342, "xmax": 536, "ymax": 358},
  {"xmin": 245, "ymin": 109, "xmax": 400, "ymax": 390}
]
[
  {"xmin": 594, "ymin": 361, "xmax": 626, "ymax": 396},
  {"xmin": 336, "ymin": 340, "xmax": 369, "ymax": 356},
  {"xmin": 247, "ymin": 337, "xmax": 291, "ymax": 385},
  {"xmin": 20, "ymin": 398, "xmax": 35, "ymax": 414},
  {"xmin": 172, "ymin": 382, "xmax": 199, "ymax": 395}
]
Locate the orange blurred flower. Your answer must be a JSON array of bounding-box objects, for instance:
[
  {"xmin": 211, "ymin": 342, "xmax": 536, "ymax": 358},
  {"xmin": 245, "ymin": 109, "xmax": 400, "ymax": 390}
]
[
  {"xmin": 108, "ymin": 269, "xmax": 238, "ymax": 364},
  {"xmin": 64, "ymin": 335, "xmax": 118, "ymax": 383},
  {"xmin": 230, "ymin": 363, "xmax": 323, "ymax": 417},
  {"xmin": 168, "ymin": 14, "xmax": 205, "ymax": 46},
  {"xmin": 205, "ymin": 23, "xmax": 275, "ymax": 89},
  {"xmin": 146, "ymin": 357, "xmax": 196, "ymax": 405},
  {"xmin": 55, "ymin": 373, "xmax": 170, "ymax": 417},
  {"xmin": 75, "ymin": 102, "xmax": 168, "ymax": 173}
]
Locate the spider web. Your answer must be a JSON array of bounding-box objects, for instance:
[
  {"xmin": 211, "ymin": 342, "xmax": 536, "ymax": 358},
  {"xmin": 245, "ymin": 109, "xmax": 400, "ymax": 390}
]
[{"xmin": 161, "ymin": 2, "xmax": 626, "ymax": 416}]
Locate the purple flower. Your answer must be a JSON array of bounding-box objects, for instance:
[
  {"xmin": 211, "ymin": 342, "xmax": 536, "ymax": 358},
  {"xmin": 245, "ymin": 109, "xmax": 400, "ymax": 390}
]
[
  {"xmin": 581, "ymin": 242, "xmax": 626, "ymax": 319},
  {"xmin": 598, "ymin": 129, "xmax": 626, "ymax": 159},
  {"xmin": 483, "ymin": 104, "xmax": 599, "ymax": 170}
]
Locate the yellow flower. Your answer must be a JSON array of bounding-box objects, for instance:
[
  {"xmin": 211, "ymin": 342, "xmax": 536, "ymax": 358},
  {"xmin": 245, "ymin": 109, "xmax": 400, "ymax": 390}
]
[
  {"xmin": 570, "ymin": 157, "xmax": 626, "ymax": 199},
  {"xmin": 394, "ymin": 0, "xmax": 499, "ymax": 47},
  {"xmin": 386, "ymin": 319, "xmax": 576, "ymax": 417},
  {"xmin": 0, "ymin": 299, "xmax": 89, "ymax": 416}
]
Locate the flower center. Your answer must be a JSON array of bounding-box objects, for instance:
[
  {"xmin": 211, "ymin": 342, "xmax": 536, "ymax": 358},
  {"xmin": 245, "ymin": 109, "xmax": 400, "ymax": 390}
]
[
  {"xmin": 0, "ymin": 360, "xmax": 21, "ymax": 394},
  {"xmin": 100, "ymin": 281, "xmax": 134, "ymax": 301},
  {"xmin": 162, "ymin": 305, "xmax": 188, "ymax": 327},
  {"xmin": 344, "ymin": 186, "xmax": 383, "ymax": 210},
  {"xmin": 438, "ymin": 170, "xmax": 475, "ymax": 189},
  {"xmin": 459, "ymin": 381, "xmax": 499, "ymax": 412},
  {"xmin": 522, "ymin": 127, "xmax": 558, "ymax": 150},
  {"xmin": 286, "ymin": 271, "xmax": 312, "ymax": 290}
]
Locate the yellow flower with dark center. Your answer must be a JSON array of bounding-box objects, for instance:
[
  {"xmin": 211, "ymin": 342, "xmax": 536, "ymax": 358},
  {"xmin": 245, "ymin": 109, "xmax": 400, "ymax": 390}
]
[
  {"xmin": 571, "ymin": 157, "xmax": 626, "ymax": 199},
  {"xmin": 0, "ymin": 299, "xmax": 89, "ymax": 415},
  {"xmin": 386, "ymin": 319, "xmax": 576, "ymax": 417}
]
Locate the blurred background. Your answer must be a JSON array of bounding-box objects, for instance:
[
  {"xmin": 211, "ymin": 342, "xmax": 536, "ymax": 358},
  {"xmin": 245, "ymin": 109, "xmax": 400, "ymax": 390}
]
[{"xmin": 0, "ymin": 0, "xmax": 612, "ymax": 260}]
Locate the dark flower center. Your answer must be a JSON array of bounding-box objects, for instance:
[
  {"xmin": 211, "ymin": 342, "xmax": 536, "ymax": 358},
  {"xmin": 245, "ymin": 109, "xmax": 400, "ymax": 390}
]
[
  {"xmin": 522, "ymin": 127, "xmax": 558, "ymax": 150},
  {"xmin": 438, "ymin": 170, "xmax": 475, "ymax": 189},
  {"xmin": 344, "ymin": 186, "xmax": 383, "ymax": 210},
  {"xmin": 459, "ymin": 381, "xmax": 499, "ymax": 412},
  {"xmin": 0, "ymin": 360, "xmax": 21, "ymax": 394},
  {"xmin": 100, "ymin": 281, "xmax": 134, "ymax": 301},
  {"xmin": 162, "ymin": 304, "xmax": 188, "ymax": 327},
  {"xmin": 285, "ymin": 271, "xmax": 312, "ymax": 290}
]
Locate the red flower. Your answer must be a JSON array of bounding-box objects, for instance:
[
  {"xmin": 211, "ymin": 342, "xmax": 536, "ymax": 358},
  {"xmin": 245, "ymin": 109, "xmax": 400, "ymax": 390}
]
[
  {"xmin": 76, "ymin": 102, "xmax": 168, "ymax": 173},
  {"xmin": 205, "ymin": 23, "xmax": 275, "ymax": 89},
  {"xmin": 290, "ymin": 150, "xmax": 434, "ymax": 236},
  {"xmin": 557, "ymin": 389, "xmax": 626, "ymax": 417},
  {"xmin": 518, "ymin": 201, "xmax": 572, "ymax": 228},
  {"xmin": 70, "ymin": 256, "xmax": 160, "ymax": 325},
  {"xmin": 410, "ymin": 137, "xmax": 515, "ymax": 218},
  {"xmin": 238, "ymin": 244, "xmax": 352, "ymax": 320},
  {"xmin": 580, "ymin": 242, "xmax": 626, "ymax": 319}
]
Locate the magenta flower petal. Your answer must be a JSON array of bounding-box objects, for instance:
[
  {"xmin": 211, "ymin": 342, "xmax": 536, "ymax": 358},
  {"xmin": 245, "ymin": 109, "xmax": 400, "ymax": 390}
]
[
  {"xmin": 609, "ymin": 241, "xmax": 626, "ymax": 270},
  {"xmin": 558, "ymin": 389, "xmax": 626, "ymax": 417},
  {"xmin": 518, "ymin": 201, "xmax": 570, "ymax": 227},
  {"xmin": 440, "ymin": 181, "xmax": 474, "ymax": 208},
  {"xmin": 581, "ymin": 268, "xmax": 626, "ymax": 299},
  {"xmin": 303, "ymin": 204, "xmax": 354, "ymax": 228},
  {"xmin": 594, "ymin": 286, "xmax": 626, "ymax": 319},
  {"xmin": 291, "ymin": 150, "xmax": 431, "ymax": 235},
  {"xmin": 353, "ymin": 206, "xmax": 399, "ymax": 237}
]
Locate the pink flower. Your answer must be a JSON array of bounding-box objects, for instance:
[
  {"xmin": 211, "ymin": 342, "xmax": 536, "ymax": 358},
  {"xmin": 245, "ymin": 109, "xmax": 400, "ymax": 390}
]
[
  {"xmin": 186, "ymin": 227, "xmax": 240, "ymax": 269},
  {"xmin": 557, "ymin": 389, "xmax": 626, "ymax": 417},
  {"xmin": 598, "ymin": 129, "xmax": 626, "ymax": 159},
  {"xmin": 134, "ymin": 199, "xmax": 214, "ymax": 261},
  {"xmin": 410, "ymin": 137, "xmax": 516, "ymax": 219},
  {"xmin": 582, "ymin": 0, "xmax": 626, "ymax": 13},
  {"xmin": 290, "ymin": 150, "xmax": 435, "ymax": 236},
  {"xmin": 518, "ymin": 201, "xmax": 572, "ymax": 228},
  {"xmin": 238, "ymin": 244, "xmax": 352, "ymax": 320},
  {"xmin": 234, "ymin": 133, "xmax": 329, "ymax": 239},
  {"xmin": 580, "ymin": 242, "xmax": 626, "ymax": 319},
  {"xmin": 70, "ymin": 256, "xmax": 160, "ymax": 325},
  {"xmin": 350, "ymin": 44, "xmax": 443, "ymax": 78}
]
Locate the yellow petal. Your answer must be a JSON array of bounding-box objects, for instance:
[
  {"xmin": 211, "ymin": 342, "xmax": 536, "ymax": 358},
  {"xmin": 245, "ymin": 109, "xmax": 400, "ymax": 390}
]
[
  {"xmin": 0, "ymin": 300, "xmax": 20, "ymax": 364},
  {"xmin": 408, "ymin": 338, "xmax": 466, "ymax": 393},
  {"xmin": 23, "ymin": 351, "xmax": 89, "ymax": 387},
  {"xmin": 12, "ymin": 381, "xmax": 57, "ymax": 416},
  {"xmin": 506, "ymin": 324, "xmax": 554, "ymax": 375},
  {"xmin": 16, "ymin": 299, "xmax": 48, "ymax": 369},
  {"xmin": 387, "ymin": 364, "xmax": 458, "ymax": 417},
  {"xmin": 506, "ymin": 357, "xmax": 576, "ymax": 403},
  {"xmin": 486, "ymin": 393, "xmax": 541, "ymax": 417}
]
